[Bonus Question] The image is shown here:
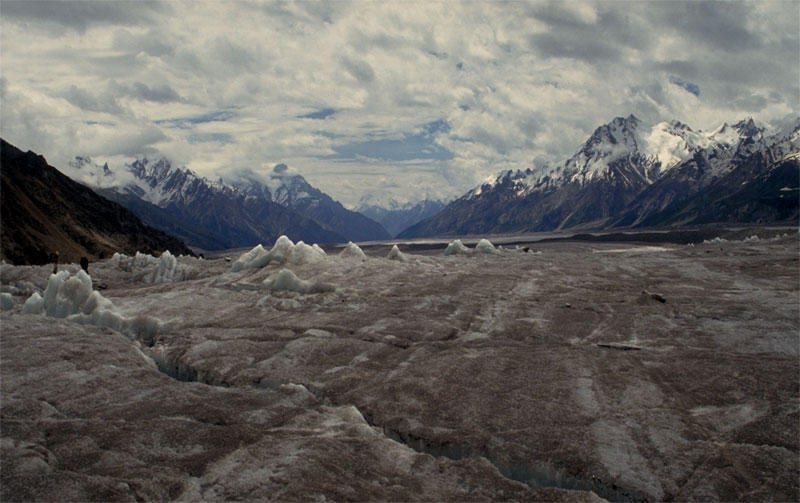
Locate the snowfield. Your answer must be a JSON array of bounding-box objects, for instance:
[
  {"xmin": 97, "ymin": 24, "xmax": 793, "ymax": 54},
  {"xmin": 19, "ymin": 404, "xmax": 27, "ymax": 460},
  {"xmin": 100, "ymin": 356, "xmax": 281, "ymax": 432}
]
[{"xmin": 2, "ymin": 232, "xmax": 798, "ymax": 502}]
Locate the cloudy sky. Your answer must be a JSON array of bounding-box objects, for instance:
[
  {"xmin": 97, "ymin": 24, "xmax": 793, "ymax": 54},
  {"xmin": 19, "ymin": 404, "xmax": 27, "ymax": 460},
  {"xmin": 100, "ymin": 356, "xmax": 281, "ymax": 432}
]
[{"xmin": 1, "ymin": 1, "xmax": 798, "ymax": 207}]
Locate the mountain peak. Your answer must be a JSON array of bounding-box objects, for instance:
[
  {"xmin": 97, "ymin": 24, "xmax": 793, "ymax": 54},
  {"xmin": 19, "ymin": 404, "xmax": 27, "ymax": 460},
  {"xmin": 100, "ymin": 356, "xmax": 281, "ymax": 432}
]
[{"xmin": 732, "ymin": 117, "xmax": 763, "ymax": 137}]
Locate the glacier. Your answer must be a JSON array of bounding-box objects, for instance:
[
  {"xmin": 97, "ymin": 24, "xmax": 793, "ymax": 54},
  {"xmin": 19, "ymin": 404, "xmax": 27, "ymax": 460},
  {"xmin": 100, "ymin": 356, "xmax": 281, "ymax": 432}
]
[{"xmin": 1, "ymin": 228, "xmax": 798, "ymax": 502}]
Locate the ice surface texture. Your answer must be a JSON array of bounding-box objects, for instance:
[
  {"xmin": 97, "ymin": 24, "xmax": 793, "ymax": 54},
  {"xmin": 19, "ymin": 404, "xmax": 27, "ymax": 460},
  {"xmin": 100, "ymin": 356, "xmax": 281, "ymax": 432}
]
[{"xmin": 2, "ymin": 230, "xmax": 798, "ymax": 502}]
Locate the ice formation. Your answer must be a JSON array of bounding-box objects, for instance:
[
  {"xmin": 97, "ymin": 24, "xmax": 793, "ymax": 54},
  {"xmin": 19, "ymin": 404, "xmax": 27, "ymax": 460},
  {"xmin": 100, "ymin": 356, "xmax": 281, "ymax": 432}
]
[
  {"xmin": 1, "ymin": 292, "xmax": 13, "ymax": 310},
  {"xmin": 111, "ymin": 251, "xmax": 158, "ymax": 270},
  {"xmin": 111, "ymin": 251, "xmax": 196, "ymax": 284},
  {"xmin": 21, "ymin": 270, "xmax": 162, "ymax": 340},
  {"xmin": 386, "ymin": 245, "xmax": 409, "ymax": 262},
  {"xmin": 444, "ymin": 239, "xmax": 471, "ymax": 256},
  {"xmin": 474, "ymin": 239, "xmax": 499, "ymax": 254},
  {"xmin": 340, "ymin": 242, "xmax": 367, "ymax": 261},
  {"xmin": 231, "ymin": 236, "xmax": 326, "ymax": 272},
  {"xmin": 263, "ymin": 269, "xmax": 335, "ymax": 294}
]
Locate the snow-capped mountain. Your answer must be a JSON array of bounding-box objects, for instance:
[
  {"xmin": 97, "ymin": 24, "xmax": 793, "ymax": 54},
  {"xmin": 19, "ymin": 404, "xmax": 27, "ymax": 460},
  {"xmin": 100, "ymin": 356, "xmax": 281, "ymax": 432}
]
[
  {"xmin": 67, "ymin": 158, "xmax": 390, "ymax": 250},
  {"xmin": 357, "ymin": 198, "xmax": 447, "ymax": 237},
  {"xmin": 228, "ymin": 164, "xmax": 391, "ymax": 242},
  {"xmin": 400, "ymin": 115, "xmax": 799, "ymax": 238}
]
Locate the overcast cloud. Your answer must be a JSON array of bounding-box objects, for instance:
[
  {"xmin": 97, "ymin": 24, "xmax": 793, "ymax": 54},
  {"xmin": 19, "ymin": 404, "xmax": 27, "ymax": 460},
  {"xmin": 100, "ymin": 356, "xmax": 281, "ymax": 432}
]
[{"xmin": 1, "ymin": 0, "xmax": 797, "ymax": 206}]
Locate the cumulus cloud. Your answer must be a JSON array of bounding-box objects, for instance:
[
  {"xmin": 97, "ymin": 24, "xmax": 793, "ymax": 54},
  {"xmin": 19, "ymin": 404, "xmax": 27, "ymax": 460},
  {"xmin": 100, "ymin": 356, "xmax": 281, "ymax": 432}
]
[{"xmin": 1, "ymin": 1, "xmax": 797, "ymax": 206}]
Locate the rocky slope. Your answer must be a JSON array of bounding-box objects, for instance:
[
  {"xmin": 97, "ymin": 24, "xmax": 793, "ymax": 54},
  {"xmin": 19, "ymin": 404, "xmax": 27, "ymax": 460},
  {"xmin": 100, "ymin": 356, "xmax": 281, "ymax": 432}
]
[{"xmin": 0, "ymin": 139, "xmax": 192, "ymax": 265}]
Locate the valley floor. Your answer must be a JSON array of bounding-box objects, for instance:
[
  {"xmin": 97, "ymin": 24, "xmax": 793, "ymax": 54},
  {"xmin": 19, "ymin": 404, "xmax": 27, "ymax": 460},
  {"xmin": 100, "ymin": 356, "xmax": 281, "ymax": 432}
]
[{"xmin": 1, "ymin": 229, "xmax": 798, "ymax": 501}]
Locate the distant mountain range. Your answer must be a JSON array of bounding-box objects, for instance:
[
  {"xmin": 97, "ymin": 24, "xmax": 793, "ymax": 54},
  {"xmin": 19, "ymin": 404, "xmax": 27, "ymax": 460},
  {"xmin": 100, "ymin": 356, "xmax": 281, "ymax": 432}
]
[
  {"xmin": 357, "ymin": 198, "xmax": 447, "ymax": 237},
  {"xmin": 400, "ymin": 115, "xmax": 799, "ymax": 238},
  {"xmin": 0, "ymin": 139, "xmax": 193, "ymax": 266},
  {"xmin": 67, "ymin": 158, "xmax": 391, "ymax": 250}
]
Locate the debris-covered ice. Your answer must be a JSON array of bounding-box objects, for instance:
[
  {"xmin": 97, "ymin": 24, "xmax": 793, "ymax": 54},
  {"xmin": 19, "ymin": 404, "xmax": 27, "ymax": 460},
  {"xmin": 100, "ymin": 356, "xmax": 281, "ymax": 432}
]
[
  {"xmin": 2, "ymin": 228, "xmax": 798, "ymax": 503},
  {"xmin": 263, "ymin": 268, "xmax": 335, "ymax": 294}
]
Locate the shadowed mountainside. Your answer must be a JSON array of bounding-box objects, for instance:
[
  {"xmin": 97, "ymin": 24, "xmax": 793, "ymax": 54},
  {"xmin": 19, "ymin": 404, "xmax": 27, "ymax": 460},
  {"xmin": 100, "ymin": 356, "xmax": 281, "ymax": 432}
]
[{"xmin": 0, "ymin": 139, "xmax": 193, "ymax": 265}]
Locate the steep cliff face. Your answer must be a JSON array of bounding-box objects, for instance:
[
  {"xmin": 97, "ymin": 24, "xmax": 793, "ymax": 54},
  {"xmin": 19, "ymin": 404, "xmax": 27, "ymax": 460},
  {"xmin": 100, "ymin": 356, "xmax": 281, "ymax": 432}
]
[{"xmin": 1, "ymin": 139, "xmax": 193, "ymax": 265}]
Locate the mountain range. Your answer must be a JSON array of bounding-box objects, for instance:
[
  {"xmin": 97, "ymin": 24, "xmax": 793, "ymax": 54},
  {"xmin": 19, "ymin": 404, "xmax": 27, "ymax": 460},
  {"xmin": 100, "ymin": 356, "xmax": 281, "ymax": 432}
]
[
  {"xmin": 357, "ymin": 198, "xmax": 447, "ymax": 238},
  {"xmin": 0, "ymin": 139, "xmax": 193, "ymax": 265},
  {"xmin": 67, "ymin": 158, "xmax": 391, "ymax": 250},
  {"xmin": 400, "ymin": 115, "xmax": 799, "ymax": 238}
]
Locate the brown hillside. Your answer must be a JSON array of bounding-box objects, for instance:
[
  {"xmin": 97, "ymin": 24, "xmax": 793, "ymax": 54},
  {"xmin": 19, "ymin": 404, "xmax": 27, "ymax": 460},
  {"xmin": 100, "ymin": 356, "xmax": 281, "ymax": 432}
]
[{"xmin": 0, "ymin": 139, "xmax": 193, "ymax": 265}]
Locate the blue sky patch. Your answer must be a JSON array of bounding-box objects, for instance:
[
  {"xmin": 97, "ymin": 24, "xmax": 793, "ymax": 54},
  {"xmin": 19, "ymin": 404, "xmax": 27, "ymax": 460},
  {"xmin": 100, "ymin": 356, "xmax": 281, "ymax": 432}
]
[
  {"xmin": 670, "ymin": 77, "xmax": 700, "ymax": 96},
  {"xmin": 156, "ymin": 110, "xmax": 238, "ymax": 129},
  {"xmin": 299, "ymin": 108, "xmax": 336, "ymax": 120},
  {"xmin": 326, "ymin": 119, "xmax": 453, "ymax": 162}
]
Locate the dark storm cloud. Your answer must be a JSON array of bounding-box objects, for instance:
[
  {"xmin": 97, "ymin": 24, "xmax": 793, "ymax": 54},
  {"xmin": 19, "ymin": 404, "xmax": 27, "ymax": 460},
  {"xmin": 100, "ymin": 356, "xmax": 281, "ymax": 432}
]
[
  {"xmin": 2, "ymin": 1, "xmax": 168, "ymax": 33},
  {"xmin": 528, "ymin": 4, "xmax": 652, "ymax": 64},
  {"xmin": 652, "ymin": 1, "xmax": 762, "ymax": 53}
]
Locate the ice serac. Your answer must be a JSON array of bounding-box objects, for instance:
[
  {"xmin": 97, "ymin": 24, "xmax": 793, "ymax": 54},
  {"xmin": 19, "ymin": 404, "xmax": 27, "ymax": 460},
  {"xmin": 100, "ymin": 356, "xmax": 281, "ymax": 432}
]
[{"xmin": 399, "ymin": 116, "xmax": 800, "ymax": 238}]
